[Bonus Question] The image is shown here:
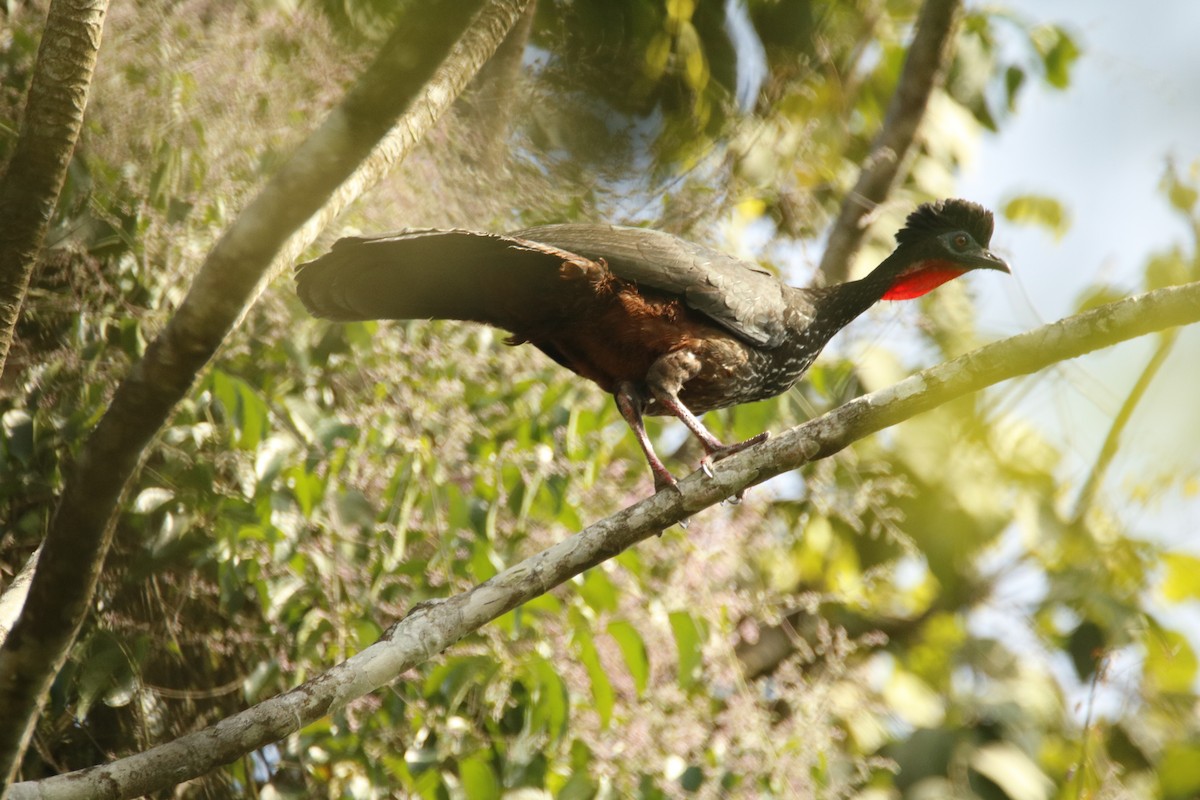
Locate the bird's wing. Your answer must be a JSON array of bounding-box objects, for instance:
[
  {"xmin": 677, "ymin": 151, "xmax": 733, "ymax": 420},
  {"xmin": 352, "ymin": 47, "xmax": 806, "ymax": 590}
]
[{"xmin": 510, "ymin": 224, "xmax": 792, "ymax": 347}]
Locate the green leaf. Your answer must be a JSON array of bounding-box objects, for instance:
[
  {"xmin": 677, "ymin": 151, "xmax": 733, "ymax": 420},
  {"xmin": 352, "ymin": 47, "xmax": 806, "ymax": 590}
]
[
  {"xmin": 608, "ymin": 620, "xmax": 649, "ymax": 696},
  {"xmin": 528, "ymin": 656, "xmax": 570, "ymax": 739},
  {"xmin": 1, "ymin": 409, "xmax": 33, "ymax": 465},
  {"xmin": 1144, "ymin": 249, "xmax": 1191, "ymax": 291},
  {"xmin": 1004, "ymin": 65, "xmax": 1026, "ymax": 111},
  {"xmin": 1074, "ymin": 284, "xmax": 1126, "ymax": 313},
  {"xmin": 578, "ymin": 569, "xmax": 618, "ymax": 613},
  {"xmin": 575, "ymin": 628, "xmax": 614, "ymax": 728},
  {"xmin": 208, "ymin": 369, "xmax": 270, "ymax": 450},
  {"xmin": 970, "ymin": 741, "xmax": 1053, "ymax": 800},
  {"xmin": 132, "ymin": 487, "xmax": 175, "ymax": 514},
  {"xmin": 1032, "ymin": 25, "xmax": 1079, "ymax": 89},
  {"xmin": 1161, "ymin": 553, "xmax": 1200, "ymax": 602},
  {"xmin": 669, "ymin": 611, "xmax": 706, "ymax": 689},
  {"xmin": 1144, "ymin": 626, "xmax": 1198, "ymax": 695},
  {"xmin": 287, "ymin": 466, "xmax": 324, "ymax": 518},
  {"xmin": 1003, "ymin": 194, "xmax": 1070, "ymax": 238},
  {"xmin": 75, "ymin": 630, "xmax": 132, "ymax": 721},
  {"xmin": 1159, "ymin": 743, "xmax": 1200, "ymax": 798},
  {"xmin": 458, "ymin": 754, "xmax": 500, "ymax": 800}
]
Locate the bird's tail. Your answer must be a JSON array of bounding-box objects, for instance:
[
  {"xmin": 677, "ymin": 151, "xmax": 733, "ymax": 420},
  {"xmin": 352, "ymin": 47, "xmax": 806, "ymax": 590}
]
[{"xmin": 294, "ymin": 229, "xmax": 579, "ymax": 326}]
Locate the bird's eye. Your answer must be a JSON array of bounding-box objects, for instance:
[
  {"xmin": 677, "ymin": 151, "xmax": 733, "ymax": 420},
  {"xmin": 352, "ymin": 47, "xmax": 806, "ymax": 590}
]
[{"xmin": 952, "ymin": 234, "xmax": 969, "ymax": 250}]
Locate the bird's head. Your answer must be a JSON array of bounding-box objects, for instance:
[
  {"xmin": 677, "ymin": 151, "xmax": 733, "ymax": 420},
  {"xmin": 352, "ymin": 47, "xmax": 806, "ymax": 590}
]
[{"xmin": 880, "ymin": 199, "xmax": 1010, "ymax": 300}]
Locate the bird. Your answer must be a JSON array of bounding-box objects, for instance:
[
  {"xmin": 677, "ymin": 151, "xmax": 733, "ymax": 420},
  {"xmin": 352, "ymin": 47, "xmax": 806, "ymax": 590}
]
[{"xmin": 295, "ymin": 199, "xmax": 1008, "ymax": 492}]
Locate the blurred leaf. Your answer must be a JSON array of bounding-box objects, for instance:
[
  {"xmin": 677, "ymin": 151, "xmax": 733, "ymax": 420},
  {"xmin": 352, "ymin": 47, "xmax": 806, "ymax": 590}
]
[
  {"xmin": 969, "ymin": 741, "xmax": 1053, "ymax": 800},
  {"xmin": 884, "ymin": 670, "xmax": 944, "ymax": 728},
  {"xmin": 1004, "ymin": 65, "xmax": 1026, "ymax": 111},
  {"xmin": 575, "ymin": 628, "xmax": 614, "ymax": 728},
  {"xmin": 287, "ymin": 466, "xmax": 324, "ymax": 518},
  {"xmin": 1067, "ymin": 620, "xmax": 1105, "ymax": 681},
  {"xmin": 1159, "ymin": 742, "xmax": 1200, "ymax": 799},
  {"xmin": 1074, "ymin": 284, "xmax": 1126, "ymax": 313},
  {"xmin": 1161, "ymin": 553, "xmax": 1200, "ymax": 603},
  {"xmin": 1106, "ymin": 724, "xmax": 1152, "ymax": 774},
  {"xmin": 1003, "ymin": 194, "xmax": 1069, "ymax": 239},
  {"xmin": 132, "ymin": 486, "xmax": 175, "ymax": 514},
  {"xmin": 578, "ymin": 569, "xmax": 618, "ymax": 614},
  {"xmin": 1, "ymin": 409, "xmax": 33, "ymax": 464},
  {"xmin": 607, "ymin": 620, "xmax": 649, "ymax": 696},
  {"xmin": 669, "ymin": 611, "xmax": 705, "ymax": 689},
  {"xmin": 1144, "ymin": 249, "xmax": 1190, "ymax": 291},
  {"xmin": 1144, "ymin": 625, "xmax": 1198, "ymax": 695},
  {"xmin": 1161, "ymin": 160, "xmax": 1199, "ymax": 212},
  {"xmin": 458, "ymin": 754, "xmax": 500, "ymax": 800},
  {"xmin": 209, "ymin": 369, "xmax": 270, "ymax": 450},
  {"xmin": 529, "ymin": 656, "xmax": 570, "ymax": 740},
  {"xmin": 1031, "ymin": 25, "xmax": 1079, "ymax": 89},
  {"xmin": 74, "ymin": 630, "xmax": 132, "ymax": 721}
]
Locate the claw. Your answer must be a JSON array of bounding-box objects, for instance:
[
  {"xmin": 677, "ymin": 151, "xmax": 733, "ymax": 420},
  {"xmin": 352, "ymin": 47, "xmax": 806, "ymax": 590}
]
[{"xmin": 700, "ymin": 458, "xmax": 715, "ymax": 478}]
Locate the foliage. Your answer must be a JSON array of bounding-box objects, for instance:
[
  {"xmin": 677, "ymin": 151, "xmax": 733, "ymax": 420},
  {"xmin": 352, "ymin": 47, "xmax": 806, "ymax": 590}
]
[{"xmin": 3, "ymin": 0, "xmax": 1198, "ymax": 798}]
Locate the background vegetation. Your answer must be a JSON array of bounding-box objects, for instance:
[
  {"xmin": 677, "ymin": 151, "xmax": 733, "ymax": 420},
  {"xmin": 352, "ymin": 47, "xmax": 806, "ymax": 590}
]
[{"xmin": 1, "ymin": 0, "xmax": 1198, "ymax": 797}]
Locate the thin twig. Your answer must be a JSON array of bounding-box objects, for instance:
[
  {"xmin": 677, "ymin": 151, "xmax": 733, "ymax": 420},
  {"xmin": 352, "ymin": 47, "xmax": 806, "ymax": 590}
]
[{"xmin": 1069, "ymin": 330, "xmax": 1178, "ymax": 525}]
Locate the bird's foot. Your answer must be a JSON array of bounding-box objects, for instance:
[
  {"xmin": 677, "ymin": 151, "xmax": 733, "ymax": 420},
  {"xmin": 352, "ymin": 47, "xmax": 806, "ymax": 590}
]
[
  {"xmin": 652, "ymin": 469, "xmax": 679, "ymax": 494},
  {"xmin": 697, "ymin": 432, "xmax": 767, "ymax": 503},
  {"xmin": 697, "ymin": 431, "xmax": 770, "ymax": 476},
  {"xmin": 711, "ymin": 431, "xmax": 769, "ymax": 462}
]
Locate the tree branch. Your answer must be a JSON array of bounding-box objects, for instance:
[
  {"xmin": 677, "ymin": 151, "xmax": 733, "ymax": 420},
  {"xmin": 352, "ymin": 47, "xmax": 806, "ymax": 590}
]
[
  {"xmin": 0, "ymin": 0, "xmax": 110, "ymax": 378},
  {"xmin": 817, "ymin": 0, "xmax": 961, "ymax": 284},
  {"xmin": 0, "ymin": 0, "xmax": 532, "ymax": 786},
  {"xmin": 11, "ymin": 279, "xmax": 1200, "ymax": 800}
]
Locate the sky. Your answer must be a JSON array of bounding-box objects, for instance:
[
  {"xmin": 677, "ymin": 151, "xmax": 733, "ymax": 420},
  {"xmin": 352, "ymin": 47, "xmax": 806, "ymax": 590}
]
[{"xmin": 956, "ymin": 0, "xmax": 1200, "ymax": 546}]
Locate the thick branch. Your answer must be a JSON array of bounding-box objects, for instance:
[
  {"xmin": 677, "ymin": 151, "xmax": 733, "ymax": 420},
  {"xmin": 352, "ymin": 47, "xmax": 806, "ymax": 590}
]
[
  {"xmin": 0, "ymin": 0, "xmax": 109, "ymax": 378},
  {"xmin": 11, "ymin": 280, "xmax": 1200, "ymax": 800},
  {"xmin": 817, "ymin": 0, "xmax": 960, "ymax": 284},
  {"xmin": 0, "ymin": 0, "xmax": 531, "ymax": 786}
]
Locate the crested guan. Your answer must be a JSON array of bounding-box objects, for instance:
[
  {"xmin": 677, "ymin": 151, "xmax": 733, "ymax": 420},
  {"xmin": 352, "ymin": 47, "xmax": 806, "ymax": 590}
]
[{"xmin": 296, "ymin": 199, "xmax": 1009, "ymax": 491}]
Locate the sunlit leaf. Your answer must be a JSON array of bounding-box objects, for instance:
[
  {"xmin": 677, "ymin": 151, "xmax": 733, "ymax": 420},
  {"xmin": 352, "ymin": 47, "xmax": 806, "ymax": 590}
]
[
  {"xmin": 1144, "ymin": 626, "xmax": 1198, "ymax": 695},
  {"xmin": 528, "ymin": 656, "xmax": 570, "ymax": 739},
  {"xmin": 607, "ymin": 620, "xmax": 649, "ymax": 696},
  {"xmin": 970, "ymin": 741, "xmax": 1053, "ymax": 800},
  {"xmin": 458, "ymin": 754, "xmax": 500, "ymax": 800},
  {"xmin": 669, "ymin": 610, "xmax": 706, "ymax": 689},
  {"xmin": 1031, "ymin": 25, "xmax": 1079, "ymax": 89},
  {"xmin": 1161, "ymin": 553, "xmax": 1200, "ymax": 603},
  {"xmin": 575, "ymin": 628, "xmax": 615, "ymax": 728},
  {"xmin": 1159, "ymin": 743, "xmax": 1200, "ymax": 798},
  {"xmin": 132, "ymin": 486, "xmax": 175, "ymax": 514},
  {"xmin": 1144, "ymin": 249, "xmax": 1190, "ymax": 291},
  {"xmin": 1003, "ymin": 194, "xmax": 1069, "ymax": 239}
]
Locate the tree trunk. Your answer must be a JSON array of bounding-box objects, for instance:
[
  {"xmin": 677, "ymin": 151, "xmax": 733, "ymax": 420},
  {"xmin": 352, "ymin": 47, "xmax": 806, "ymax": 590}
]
[{"xmin": 0, "ymin": 0, "xmax": 109, "ymax": 381}]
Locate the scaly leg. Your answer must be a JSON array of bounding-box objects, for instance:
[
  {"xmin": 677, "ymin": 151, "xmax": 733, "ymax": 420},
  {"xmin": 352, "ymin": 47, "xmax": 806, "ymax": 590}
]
[
  {"xmin": 615, "ymin": 382, "xmax": 678, "ymax": 492},
  {"xmin": 646, "ymin": 351, "xmax": 769, "ymax": 477}
]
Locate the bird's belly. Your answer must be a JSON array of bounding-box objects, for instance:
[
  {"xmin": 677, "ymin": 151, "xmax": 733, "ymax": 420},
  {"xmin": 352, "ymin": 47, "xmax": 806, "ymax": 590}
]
[{"xmin": 665, "ymin": 344, "xmax": 818, "ymax": 415}]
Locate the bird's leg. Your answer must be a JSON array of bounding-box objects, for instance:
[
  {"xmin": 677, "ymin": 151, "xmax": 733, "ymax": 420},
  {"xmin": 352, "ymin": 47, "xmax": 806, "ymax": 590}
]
[
  {"xmin": 646, "ymin": 351, "xmax": 769, "ymax": 477},
  {"xmin": 615, "ymin": 382, "xmax": 678, "ymax": 493}
]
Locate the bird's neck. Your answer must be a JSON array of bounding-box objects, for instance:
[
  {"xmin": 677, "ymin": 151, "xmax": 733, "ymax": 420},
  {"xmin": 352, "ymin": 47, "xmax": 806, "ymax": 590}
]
[{"xmin": 809, "ymin": 253, "xmax": 908, "ymax": 331}]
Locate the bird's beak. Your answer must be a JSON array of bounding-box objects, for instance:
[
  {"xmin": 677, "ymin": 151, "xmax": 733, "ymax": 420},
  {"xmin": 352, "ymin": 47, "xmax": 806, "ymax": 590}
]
[{"xmin": 966, "ymin": 247, "xmax": 1010, "ymax": 274}]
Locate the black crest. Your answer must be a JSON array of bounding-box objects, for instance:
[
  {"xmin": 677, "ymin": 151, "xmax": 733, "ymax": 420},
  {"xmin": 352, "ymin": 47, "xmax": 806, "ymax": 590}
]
[{"xmin": 895, "ymin": 199, "xmax": 994, "ymax": 248}]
